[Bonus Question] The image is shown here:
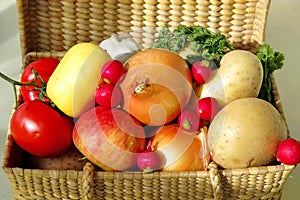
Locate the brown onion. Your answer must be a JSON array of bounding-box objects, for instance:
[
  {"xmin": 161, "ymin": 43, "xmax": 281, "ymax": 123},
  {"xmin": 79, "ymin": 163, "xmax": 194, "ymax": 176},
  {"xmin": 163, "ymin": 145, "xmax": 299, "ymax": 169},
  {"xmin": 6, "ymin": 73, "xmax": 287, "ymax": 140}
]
[{"xmin": 151, "ymin": 124, "xmax": 210, "ymax": 171}]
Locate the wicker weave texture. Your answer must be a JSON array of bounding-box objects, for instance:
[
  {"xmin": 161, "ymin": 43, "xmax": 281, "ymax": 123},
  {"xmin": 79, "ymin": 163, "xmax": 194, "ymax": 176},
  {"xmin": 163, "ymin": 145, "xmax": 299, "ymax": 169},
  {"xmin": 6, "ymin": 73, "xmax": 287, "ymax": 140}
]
[
  {"xmin": 3, "ymin": 157, "xmax": 295, "ymax": 200},
  {"xmin": 16, "ymin": 0, "xmax": 270, "ymax": 58}
]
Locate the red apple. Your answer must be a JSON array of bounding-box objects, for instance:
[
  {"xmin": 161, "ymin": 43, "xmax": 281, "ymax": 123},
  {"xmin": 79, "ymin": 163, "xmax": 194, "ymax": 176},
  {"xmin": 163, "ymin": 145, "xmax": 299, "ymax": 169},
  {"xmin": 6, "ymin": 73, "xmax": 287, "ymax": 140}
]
[{"xmin": 73, "ymin": 107, "xmax": 146, "ymax": 171}]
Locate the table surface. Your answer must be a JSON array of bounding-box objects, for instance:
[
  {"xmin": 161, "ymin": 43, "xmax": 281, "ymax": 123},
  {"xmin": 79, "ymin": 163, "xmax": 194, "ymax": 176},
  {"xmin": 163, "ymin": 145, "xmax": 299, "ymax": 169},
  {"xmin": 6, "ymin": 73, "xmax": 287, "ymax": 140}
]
[{"xmin": 0, "ymin": 0, "xmax": 299, "ymax": 199}]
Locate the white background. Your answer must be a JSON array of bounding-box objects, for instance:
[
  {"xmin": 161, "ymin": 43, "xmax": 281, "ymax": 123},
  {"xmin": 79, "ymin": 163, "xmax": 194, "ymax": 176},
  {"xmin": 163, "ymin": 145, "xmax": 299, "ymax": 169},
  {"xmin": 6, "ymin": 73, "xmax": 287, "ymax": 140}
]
[{"xmin": 0, "ymin": 0, "xmax": 299, "ymax": 199}]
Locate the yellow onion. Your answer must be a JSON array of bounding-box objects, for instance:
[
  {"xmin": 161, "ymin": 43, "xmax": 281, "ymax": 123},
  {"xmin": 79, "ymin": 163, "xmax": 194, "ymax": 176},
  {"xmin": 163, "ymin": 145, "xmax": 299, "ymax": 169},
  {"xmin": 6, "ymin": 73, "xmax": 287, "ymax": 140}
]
[{"xmin": 151, "ymin": 124, "xmax": 210, "ymax": 171}]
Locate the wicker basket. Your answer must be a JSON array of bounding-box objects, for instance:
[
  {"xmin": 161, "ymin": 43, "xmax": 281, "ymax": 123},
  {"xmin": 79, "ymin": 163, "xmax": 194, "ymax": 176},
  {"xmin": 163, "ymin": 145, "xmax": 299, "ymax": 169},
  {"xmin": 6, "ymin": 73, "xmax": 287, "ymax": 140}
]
[{"xmin": 2, "ymin": 0, "xmax": 296, "ymax": 199}]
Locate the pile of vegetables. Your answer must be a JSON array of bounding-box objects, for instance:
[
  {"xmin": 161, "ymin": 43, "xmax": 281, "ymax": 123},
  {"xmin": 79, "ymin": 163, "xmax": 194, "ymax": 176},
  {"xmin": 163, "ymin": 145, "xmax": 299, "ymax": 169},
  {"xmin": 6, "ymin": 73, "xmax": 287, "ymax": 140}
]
[
  {"xmin": 1, "ymin": 24, "xmax": 299, "ymax": 172},
  {"xmin": 152, "ymin": 25, "xmax": 285, "ymax": 103}
]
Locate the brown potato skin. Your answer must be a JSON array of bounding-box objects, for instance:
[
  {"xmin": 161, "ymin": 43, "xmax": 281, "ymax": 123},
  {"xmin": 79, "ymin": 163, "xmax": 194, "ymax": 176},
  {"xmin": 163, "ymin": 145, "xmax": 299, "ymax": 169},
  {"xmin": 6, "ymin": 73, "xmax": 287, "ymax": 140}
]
[
  {"xmin": 197, "ymin": 50, "xmax": 263, "ymax": 107},
  {"xmin": 208, "ymin": 98, "xmax": 287, "ymax": 169}
]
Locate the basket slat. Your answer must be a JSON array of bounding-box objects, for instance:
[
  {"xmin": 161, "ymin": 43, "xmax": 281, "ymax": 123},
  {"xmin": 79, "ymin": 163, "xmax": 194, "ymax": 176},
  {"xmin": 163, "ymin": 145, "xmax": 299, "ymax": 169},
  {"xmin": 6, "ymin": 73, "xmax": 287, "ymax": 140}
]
[
  {"xmin": 2, "ymin": 0, "xmax": 296, "ymax": 199},
  {"xmin": 16, "ymin": 0, "xmax": 270, "ymax": 58}
]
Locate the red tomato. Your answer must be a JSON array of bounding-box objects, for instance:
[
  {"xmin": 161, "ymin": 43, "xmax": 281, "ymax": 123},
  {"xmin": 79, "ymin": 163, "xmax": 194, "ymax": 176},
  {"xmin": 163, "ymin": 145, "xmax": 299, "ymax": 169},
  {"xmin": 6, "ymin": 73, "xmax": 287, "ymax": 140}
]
[
  {"xmin": 10, "ymin": 100, "xmax": 74, "ymax": 157},
  {"xmin": 20, "ymin": 58, "xmax": 59, "ymax": 102}
]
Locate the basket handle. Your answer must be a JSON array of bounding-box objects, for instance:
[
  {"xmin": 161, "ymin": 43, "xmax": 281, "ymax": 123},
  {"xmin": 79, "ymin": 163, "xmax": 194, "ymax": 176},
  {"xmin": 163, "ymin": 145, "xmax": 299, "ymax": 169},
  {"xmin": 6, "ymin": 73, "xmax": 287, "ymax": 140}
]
[
  {"xmin": 208, "ymin": 162, "xmax": 223, "ymax": 199},
  {"xmin": 82, "ymin": 162, "xmax": 95, "ymax": 200}
]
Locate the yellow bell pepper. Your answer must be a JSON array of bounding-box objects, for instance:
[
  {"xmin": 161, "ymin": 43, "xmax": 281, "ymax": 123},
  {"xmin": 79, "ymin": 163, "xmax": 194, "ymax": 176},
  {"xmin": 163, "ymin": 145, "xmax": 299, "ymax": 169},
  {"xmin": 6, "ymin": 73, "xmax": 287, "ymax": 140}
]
[{"xmin": 46, "ymin": 42, "xmax": 111, "ymax": 117}]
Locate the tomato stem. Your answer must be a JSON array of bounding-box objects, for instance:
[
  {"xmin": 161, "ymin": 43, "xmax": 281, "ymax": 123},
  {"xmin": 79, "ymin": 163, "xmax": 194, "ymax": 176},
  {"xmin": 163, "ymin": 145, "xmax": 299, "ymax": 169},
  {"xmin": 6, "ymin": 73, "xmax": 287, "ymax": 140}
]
[
  {"xmin": 0, "ymin": 72, "xmax": 37, "ymax": 87},
  {"xmin": 0, "ymin": 72, "xmax": 35, "ymax": 108},
  {"xmin": 0, "ymin": 72, "xmax": 54, "ymax": 109}
]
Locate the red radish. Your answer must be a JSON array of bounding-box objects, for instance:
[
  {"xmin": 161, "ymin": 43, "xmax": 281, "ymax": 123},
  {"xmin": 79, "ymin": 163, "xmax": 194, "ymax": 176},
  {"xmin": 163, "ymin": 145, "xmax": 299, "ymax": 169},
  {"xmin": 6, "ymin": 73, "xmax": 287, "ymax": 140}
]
[
  {"xmin": 94, "ymin": 83, "xmax": 122, "ymax": 108},
  {"xmin": 178, "ymin": 109, "xmax": 200, "ymax": 132},
  {"xmin": 191, "ymin": 60, "xmax": 212, "ymax": 84},
  {"xmin": 137, "ymin": 141, "xmax": 163, "ymax": 172},
  {"xmin": 101, "ymin": 60, "xmax": 125, "ymax": 84},
  {"xmin": 197, "ymin": 97, "xmax": 220, "ymax": 120},
  {"xmin": 276, "ymin": 138, "xmax": 300, "ymax": 165}
]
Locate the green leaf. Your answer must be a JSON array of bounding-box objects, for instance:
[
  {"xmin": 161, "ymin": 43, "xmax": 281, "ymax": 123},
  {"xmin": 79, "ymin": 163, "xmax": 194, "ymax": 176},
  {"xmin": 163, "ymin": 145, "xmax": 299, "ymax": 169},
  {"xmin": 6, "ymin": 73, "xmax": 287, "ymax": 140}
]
[
  {"xmin": 257, "ymin": 44, "xmax": 285, "ymax": 103},
  {"xmin": 151, "ymin": 24, "xmax": 234, "ymax": 66}
]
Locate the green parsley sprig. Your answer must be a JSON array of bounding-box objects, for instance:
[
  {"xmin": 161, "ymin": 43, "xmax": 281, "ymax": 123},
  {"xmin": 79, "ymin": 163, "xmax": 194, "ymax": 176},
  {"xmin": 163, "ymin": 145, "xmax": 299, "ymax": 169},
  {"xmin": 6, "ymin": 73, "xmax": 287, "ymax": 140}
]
[
  {"xmin": 257, "ymin": 44, "xmax": 285, "ymax": 103},
  {"xmin": 151, "ymin": 24, "xmax": 234, "ymax": 66}
]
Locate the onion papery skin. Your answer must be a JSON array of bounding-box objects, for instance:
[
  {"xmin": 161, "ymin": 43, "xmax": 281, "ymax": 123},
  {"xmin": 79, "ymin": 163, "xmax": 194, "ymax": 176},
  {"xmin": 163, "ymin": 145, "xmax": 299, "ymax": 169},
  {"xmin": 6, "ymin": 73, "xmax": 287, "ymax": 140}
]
[
  {"xmin": 119, "ymin": 48, "xmax": 193, "ymax": 126},
  {"xmin": 151, "ymin": 124, "xmax": 210, "ymax": 171}
]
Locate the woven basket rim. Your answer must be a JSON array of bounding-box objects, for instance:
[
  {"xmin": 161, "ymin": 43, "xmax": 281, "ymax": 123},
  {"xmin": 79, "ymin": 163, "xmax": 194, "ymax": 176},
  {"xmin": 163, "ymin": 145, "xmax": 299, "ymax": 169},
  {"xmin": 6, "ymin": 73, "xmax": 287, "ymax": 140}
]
[{"xmin": 3, "ymin": 162, "xmax": 296, "ymax": 174}]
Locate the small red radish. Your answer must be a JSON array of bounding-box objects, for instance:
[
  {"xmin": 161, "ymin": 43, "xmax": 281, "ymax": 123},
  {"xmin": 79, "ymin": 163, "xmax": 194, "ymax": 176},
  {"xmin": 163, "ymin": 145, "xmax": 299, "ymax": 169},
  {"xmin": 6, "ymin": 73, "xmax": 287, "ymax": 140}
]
[
  {"xmin": 178, "ymin": 109, "xmax": 200, "ymax": 132},
  {"xmin": 94, "ymin": 83, "xmax": 122, "ymax": 108},
  {"xmin": 196, "ymin": 97, "xmax": 220, "ymax": 121},
  {"xmin": 276, "ymin": 137, "xmax": 300, "ymax": 165},
  {"xmin": 137, "ymin": 141, "xmax": 163, "ymax": 173},
  {"xmin": 191, "ymin": 60, "xmax": 212, "ymax": 85},
  {"xmin": 101, "ymin": 60, "xmax": 125, "ymax": 84}
]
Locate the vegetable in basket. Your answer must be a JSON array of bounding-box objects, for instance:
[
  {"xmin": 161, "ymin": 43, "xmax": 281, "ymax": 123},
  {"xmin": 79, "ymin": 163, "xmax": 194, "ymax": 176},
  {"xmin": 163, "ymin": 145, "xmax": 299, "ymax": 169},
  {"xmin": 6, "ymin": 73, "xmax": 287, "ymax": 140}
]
[
  {"xmin": 94, "ymin": 60, "xmax": 125, "ymax": 108},
  {"xmin": 150, "ymin": 124, "xmax": 210, "ymax": 171},
  {"xmin": 276, "ymin": 138, "xmax": 300, "ymax": 165},
  {"xmin": 151, "ymin": 24, "xmax": 234, "ymax": 66},
  {"xmin": 20, "ymin": 58, "xmax": 59, "ymax": 103},
  {"xmin": 196, "ymin": 49, "xmax": 264, "ymax": 107},
  {"xmin": 118, "ymin": 48, "xmax": 193, "ymax": 126},
  {"xmin": 46, "ymin": 42, "xmax": 112, "ymax": 118},
  {"xmin": 10, "ymin": 100, "xmax": 74, "ymax": 157},
  {"xmin": 256, "ymin": 44, "xmax": 285, "ymax": 103},
  {"xmin": 136, "ymin": 140, "xmax": 163, "ymax": 173},
  {"xmin": 208, "ymin": 97, "xmax": 288, "ymax": 169},
  {"xmin": 0, "ymin": 59, "xmax": 74, "ymax": 158},
  {"xmin": 152, "ymin": 25, "xmax": 285, "ymax": 104},
  {"xmin": 0, "ymin": 58, "xmax": 59, "ymax": 108}
]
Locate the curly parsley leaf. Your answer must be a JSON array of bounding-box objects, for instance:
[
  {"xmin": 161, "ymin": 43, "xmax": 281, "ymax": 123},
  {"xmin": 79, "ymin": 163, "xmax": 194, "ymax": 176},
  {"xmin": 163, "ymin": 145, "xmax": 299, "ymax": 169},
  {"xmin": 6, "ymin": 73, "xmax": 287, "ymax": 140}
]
[
  {"xmin": 151, "ymin": 24, "xmax": 234, "ymax": 66},
  {"xmin": 257, "ymin": 44, "xmax": 285, "ymax": 103},
  {"xmin": 151, "ymin": 25, "xmax": 187, "ymax": 52}
]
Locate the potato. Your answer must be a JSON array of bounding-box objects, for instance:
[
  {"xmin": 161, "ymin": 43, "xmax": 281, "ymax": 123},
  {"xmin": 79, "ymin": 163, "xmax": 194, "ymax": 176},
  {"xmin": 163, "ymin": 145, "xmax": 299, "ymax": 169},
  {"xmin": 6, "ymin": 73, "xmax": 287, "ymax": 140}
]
[
  {"xmin": 197, "ymin": 50, "xmax": 263, "ymax": 107},
  {"xmin": 208, "ymin": 97, "xmax": 287, "ymax": 169}
]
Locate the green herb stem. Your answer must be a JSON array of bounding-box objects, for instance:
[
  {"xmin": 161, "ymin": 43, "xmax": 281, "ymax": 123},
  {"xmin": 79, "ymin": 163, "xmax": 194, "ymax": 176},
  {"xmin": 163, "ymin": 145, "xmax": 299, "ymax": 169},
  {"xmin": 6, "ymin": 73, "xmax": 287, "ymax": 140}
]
[{"xmin": 256, "ymin": 44, "xmax": 285, "ymax": 103}]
